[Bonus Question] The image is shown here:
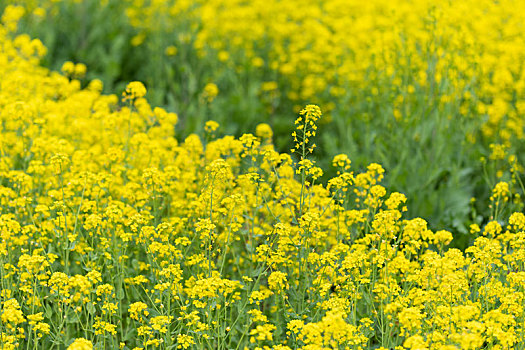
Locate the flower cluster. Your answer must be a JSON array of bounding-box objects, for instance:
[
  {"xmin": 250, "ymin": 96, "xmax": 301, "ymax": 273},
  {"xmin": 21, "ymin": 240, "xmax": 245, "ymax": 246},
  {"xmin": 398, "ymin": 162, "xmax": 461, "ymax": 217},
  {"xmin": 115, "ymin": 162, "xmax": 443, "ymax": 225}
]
[{"xmin": 2, "ymin": 5, "xmax": 525, "ymax": 350}]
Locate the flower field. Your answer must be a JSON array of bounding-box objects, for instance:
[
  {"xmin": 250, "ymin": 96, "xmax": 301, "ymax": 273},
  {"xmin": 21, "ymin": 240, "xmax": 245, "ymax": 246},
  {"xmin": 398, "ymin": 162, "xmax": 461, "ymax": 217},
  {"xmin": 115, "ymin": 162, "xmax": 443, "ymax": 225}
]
[{"xmin": 2, "ymin": 1, "xmax": 525, "ymax": 349}]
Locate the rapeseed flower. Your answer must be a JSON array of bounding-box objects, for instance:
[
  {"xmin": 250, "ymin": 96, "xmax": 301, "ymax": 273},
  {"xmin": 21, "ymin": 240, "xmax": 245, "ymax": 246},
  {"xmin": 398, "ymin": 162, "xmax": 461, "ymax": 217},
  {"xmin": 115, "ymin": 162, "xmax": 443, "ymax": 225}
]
[{"xmin": 1, "ymin": 8, "xmax": 525, "ymax": 348}]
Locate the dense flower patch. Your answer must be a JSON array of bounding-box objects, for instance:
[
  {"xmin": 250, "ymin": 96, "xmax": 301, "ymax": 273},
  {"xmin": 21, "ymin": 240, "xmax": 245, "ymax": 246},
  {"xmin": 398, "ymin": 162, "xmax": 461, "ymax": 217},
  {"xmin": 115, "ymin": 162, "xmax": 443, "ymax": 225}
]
[
  {"xmin": 5, "ymin": 0, "xmax": 525, "ymax": 230},
  {"xmin": 2, "ymin": 5, "xmax": 525, "ymax": 350},
  {"xmin": 122, "ymin": 0, "xmax": 525, "ymax": 141}
]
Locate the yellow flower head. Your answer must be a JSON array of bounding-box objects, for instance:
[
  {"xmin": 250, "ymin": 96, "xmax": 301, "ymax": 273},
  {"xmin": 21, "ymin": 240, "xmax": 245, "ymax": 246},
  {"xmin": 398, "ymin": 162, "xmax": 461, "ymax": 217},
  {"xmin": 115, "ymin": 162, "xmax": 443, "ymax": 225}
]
[
  {"xmin": 268, "ymin": 271, "xmax": 288, "ymax": 292},
  {"xmin": 255, "ymin": 123, "xmax": 273, "ymax": 139},
  {"xmin": 205, "ymin": 120, "xmax": 220, "ymax": 133},
  {"xmin": 123, "ymin": 81, "xmax": 147, "ymax": 102},
  {"xmin": 202, "ymin": 83, "xmax": 219, "ymax": 103},
  {"xmin": 67, "ymin": 338, "xmax": 93, "ymax": 350}
]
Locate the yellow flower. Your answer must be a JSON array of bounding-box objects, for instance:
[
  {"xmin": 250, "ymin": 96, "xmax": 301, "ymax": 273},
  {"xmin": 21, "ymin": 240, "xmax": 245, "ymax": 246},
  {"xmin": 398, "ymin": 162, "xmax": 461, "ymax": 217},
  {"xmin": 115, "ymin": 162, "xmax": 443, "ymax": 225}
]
[
  {"xmin": 123, "ymin": 81, "xmax": 147, "ymax": 102},
  {"xmin": 176, "ymin": 334, "xmax": 195, "ymax": 349},
  {"xmin": 434, "ymin": 230, "xmax": 453, "ymax": 246},
  {"xmin": 204, "ymin": 120, "xmax": 220, "ymax": 133},
  {"xmin": 129, "ymin": 302, "xmax": 149, "ymax": 321},
  {"xmin": 255, "ymin": 123, "xmax": 273, "ymax": 139},
  {"xmin": 202, "ymin": 83, "xmax": 219, "ymax": 103},
  {"xmin": 165, "ymin": 45, "xmax": 178, "ymax": 56},
  {"xmin": 268, "ymin": 271, "xmax": 288, "ymax": 292},
  {"xmin": 67, "ymin": 338, "xmax": 93, "ymax": 350}
]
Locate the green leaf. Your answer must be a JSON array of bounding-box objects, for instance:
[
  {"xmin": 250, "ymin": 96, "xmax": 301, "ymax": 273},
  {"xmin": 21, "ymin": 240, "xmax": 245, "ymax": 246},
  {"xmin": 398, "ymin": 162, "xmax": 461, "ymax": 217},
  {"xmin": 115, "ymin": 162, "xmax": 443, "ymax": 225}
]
[
  {"xmin": 45, "ymin": 304, "xmax": 53, "ymax": 318},
  {"xmin": 86, "ymin": 302, "xmax": 95, "ymax": 314},
  {"xmin": 117, "ymin": 288, "xmax": 125, "ymax": 300}
]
